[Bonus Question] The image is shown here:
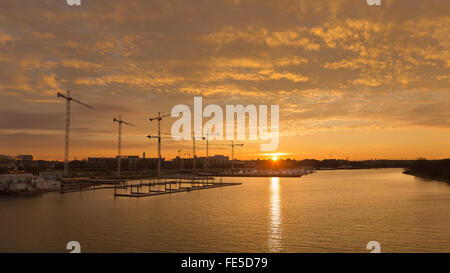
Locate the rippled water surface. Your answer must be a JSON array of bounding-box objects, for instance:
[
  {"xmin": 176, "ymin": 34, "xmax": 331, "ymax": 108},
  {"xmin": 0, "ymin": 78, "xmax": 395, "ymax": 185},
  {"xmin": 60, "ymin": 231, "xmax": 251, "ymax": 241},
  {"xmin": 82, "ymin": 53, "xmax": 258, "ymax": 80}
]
[{"xmin": 1, "ymin": 168, "xmax": 449, "ymax": 252}]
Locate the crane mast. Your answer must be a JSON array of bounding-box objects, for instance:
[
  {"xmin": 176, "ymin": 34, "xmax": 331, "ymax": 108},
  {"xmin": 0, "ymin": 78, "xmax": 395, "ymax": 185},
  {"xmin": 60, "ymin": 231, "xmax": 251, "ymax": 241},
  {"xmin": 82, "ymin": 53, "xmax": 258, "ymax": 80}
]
[
  {"xmin": 178, "ymin": 149, "xmax": 183, "ymax": 169},
  {"xmin": 64, "ymin": 93, "xmax": 71, "ymax": 177},
  {"xmin": 113, "ymin": 115, "xmax": 135, "ymax": 178},
  {"xmin": 57, "ymin": 90, "xmax": 94, "ymax": 177},
  {"xmin": 192, "ymin": 135, "xmax": 205, "ymax": 173},
  {"xmin": 203, "ymin": 132, "xmax": 218, "ymax": 169},
  {"xmin": 230, "ymin": 141, "xmax": 244, "ymax": 170},
  {"xmin": 148, "ymin": 112, "xmax": 171, "ymax": 176}
]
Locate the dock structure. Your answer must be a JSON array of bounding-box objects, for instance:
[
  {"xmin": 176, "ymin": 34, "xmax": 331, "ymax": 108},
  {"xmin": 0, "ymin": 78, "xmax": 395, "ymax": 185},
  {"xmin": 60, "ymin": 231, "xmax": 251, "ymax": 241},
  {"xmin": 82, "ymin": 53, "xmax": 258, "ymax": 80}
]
[
  {"xmin": 60, "ymin": 177, "xmax": 126, "ymax": 193},
  {"xmin": 114, "ymin": 176, "xmax": 241, "ymax": 198},
  {"xmin": 59, "ymin": 175, "xmax": 241, "ymax": 196}
]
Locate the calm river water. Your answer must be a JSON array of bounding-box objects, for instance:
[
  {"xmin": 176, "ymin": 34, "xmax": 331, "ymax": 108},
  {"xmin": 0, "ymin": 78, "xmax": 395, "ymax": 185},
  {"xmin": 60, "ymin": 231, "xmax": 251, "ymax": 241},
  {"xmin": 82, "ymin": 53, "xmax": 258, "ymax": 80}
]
[{"xmin": 0, "ymin": 168, "xmax": 449, "ymax": 252}]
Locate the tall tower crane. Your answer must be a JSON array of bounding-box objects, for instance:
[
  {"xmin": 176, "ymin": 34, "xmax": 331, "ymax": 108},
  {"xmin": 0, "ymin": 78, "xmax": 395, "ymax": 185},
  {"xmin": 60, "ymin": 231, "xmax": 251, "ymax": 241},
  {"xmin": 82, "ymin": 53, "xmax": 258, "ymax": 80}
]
[
  {"xmin": 204, "ymin": 132, "xmax": 220, "ymax": 157},
  {"xmin": 229, "ymin": 141, "xmax": 244, "ymax": 170},
  {"xmin": 148, "ymin": 112, "xmax": 171, "ymax": 176},
  {"xmin": 146, "ymin": 135, "xmax": 172, "ymax": 175},
  {"xmin": 177, "ymin": 149, "xmax": 183, "ymax": 169},
  {"xmin": 192, "ymin": 135, "xmax": 205, "ymax": 173},
  {"xmin": 57, "ymin": 91, "xmax": 94, "ymax": 177},
  {"xmin": 196, "ymin": 141, "xmax": 244, "ymax": 170},
  {"xmin": 113, "ymin": 115, "xmax": 135, "ymax": 178},
  {"xmin": 203, "ymin": 132, "xmax": 219, "ymax": 169}
]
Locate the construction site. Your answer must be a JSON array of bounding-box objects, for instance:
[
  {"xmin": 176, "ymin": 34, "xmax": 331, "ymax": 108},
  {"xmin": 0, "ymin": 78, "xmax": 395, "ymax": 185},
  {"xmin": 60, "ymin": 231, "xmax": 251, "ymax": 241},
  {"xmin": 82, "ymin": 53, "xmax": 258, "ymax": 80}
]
[
  {"xmin": 52, "ymin": 90, "xmax": 246, "ymax": 197},
  {"xmin": 0, "ymin": 91, "xmax": 317, "ymax": 195},
  {"xmin": 59, "ymin": 175, "xmax": 241, "ymax": 198}
]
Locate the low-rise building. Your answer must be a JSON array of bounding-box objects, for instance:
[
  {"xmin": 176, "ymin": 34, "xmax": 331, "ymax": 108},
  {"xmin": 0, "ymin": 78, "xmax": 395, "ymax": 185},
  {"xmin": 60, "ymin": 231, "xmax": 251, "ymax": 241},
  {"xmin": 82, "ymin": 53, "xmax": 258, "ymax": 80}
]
[
  {"xmin": 0, "ymin": 155, "xmax": 16, "ymax": 172},
  {"xmin": 0, "ymin": 173, "xmax": 61, "ymax": 193}
]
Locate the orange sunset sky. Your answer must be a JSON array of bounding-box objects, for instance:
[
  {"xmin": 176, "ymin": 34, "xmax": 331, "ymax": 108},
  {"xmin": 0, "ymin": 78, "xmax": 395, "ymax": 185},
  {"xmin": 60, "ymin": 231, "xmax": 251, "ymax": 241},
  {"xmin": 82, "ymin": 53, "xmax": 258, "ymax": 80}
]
[{"xmin": 0, "ymin": 0, "xmax": 449, "ymax": 161}]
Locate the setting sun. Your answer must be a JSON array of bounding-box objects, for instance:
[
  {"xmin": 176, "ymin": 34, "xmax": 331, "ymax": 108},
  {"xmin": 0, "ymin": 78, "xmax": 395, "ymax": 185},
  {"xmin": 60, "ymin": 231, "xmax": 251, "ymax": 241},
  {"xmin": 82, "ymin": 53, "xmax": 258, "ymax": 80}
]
[{"xmin": 272, "ymin": 156, "xmax": 279, "ymax": 161}]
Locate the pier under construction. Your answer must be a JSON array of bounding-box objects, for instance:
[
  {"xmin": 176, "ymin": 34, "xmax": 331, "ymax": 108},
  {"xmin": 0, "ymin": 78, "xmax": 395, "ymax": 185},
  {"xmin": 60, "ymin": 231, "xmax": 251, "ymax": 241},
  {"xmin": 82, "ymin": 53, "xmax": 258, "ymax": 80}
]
[{"xmin": 60, "ymin": 175, "xmax": 241, "ymax": 197}]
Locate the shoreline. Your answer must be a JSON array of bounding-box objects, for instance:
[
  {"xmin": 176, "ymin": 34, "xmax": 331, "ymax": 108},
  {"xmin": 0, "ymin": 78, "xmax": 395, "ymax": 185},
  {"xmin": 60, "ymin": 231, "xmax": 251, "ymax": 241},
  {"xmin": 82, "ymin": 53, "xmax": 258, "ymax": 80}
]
[
  {"xmin": 0, "ymin": 187, "xmax": 62, "ymax": 195},
  {"xmin": 403, "ymin": 170, "xmax": 450, "ymax": 184}
]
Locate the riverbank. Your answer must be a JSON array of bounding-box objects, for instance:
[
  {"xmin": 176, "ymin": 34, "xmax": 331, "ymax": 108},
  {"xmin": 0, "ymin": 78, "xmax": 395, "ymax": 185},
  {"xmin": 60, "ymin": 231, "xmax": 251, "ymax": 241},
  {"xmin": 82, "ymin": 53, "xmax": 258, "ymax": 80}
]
[
  {"xmin": 403, "ymin": 170, "xmax": 450, "ymax": 184},
  {"xmin": 403, "ymin": 159, "xmax": 450, "ymax": 184}
]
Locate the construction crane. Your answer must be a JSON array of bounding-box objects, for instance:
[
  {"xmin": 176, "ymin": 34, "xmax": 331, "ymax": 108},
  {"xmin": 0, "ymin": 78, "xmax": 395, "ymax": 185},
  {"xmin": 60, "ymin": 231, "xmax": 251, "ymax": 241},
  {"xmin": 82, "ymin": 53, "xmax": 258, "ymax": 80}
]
[
  {"xmin": 113, "ymin": 115, "xmax": 135, "ymax": 178},
  {"xmin": 146, "ymin": 135, "xmax": 172, "ymax": 176},
  {"xmin": 148, "ymin": 112, "xmax": 171, "ymax": 176},
  {"xmin": 204, "ymin": 132, "xmax": 220, "ymax": 157},
  {"xmin": 57, "ymin": 90, "xmax": 94, "ymax": 177},
  {"xmin": 192, "ymin": 135, "xmax": 205, "ymax": 172},
  {"xmin": 177, "ymin": 149, "xmax": 183, "ymax": 169},
  {"xmin": 196, "ymin": 141, "xmax": 244, "ymax": 169},
  {"xmin": 203, "ymin": 132, "xmax": 219, "ymax": 169},
  {"xmin": 229, "ymin": 141, "xmax": 244, "ymax": 170},
  {"xmin": 191, "ymin": 132, "xmax": 219, "ymax": 171}
]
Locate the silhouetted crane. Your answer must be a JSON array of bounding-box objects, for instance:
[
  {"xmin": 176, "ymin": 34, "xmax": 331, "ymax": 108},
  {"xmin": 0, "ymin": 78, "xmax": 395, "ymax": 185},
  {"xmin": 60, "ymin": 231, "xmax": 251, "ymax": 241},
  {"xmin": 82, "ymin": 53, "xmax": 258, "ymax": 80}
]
[
  {"xmin": 113, "ymin": 115, "xmax": 135, "ymax": 178},
  {"xmin": 197, "ymin": 141, "xmax": 244, "ymax": 169},
  {"xmin": 203, "ymin": 132, "xmax": 219, "ymax": 169},
  {"xmin": 229, "ymin": 141, "xmax": 244, "ymax": 170},
  {"xmin": 57, "ymin": 91, "xmax": 94, "ymax": 177},
  {"xmin": 177, "ymin": 149, "xmax": 183, "ymax": 169},
  {"xmin": 192, "ymin": 135, "xmax": 205, "ymax": 172},
  {"xmin": 149, "ymin": 112, "xmax": 171, "ymax": 176}
]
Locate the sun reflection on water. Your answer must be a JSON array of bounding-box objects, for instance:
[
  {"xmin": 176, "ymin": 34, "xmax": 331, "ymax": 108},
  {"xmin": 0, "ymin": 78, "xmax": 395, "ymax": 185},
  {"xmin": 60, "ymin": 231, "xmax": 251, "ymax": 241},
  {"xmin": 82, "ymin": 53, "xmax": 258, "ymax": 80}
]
[{"xmin": 268, "ymin": 177, "xmax": 282, "ymax": 252}]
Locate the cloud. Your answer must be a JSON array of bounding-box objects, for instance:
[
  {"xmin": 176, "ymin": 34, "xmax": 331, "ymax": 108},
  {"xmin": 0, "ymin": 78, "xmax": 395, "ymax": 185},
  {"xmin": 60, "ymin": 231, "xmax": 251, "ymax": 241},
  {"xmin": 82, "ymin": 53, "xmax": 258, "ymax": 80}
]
[
  {"xmin": 61, "ymin": 59, "xmax": 101, "ymax": 70},
  {"xmin": 0, "ymin": 33, "xmax": 15, "ymax": 44},
  {"xmin": 0, "ymin": 0, "xmax": 448, "ymax": 159}
]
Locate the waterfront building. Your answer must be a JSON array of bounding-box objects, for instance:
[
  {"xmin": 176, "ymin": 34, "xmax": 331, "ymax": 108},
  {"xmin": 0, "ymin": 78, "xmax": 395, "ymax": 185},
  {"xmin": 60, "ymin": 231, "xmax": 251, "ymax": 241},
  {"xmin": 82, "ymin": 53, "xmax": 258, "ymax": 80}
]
[
  {"xmin": 0, "ymin": 173, "xmax": 61, "ymax": 193},
  {"xmin": 0, "ymin": 155, "xmax": 16, "ymax": 172}
]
